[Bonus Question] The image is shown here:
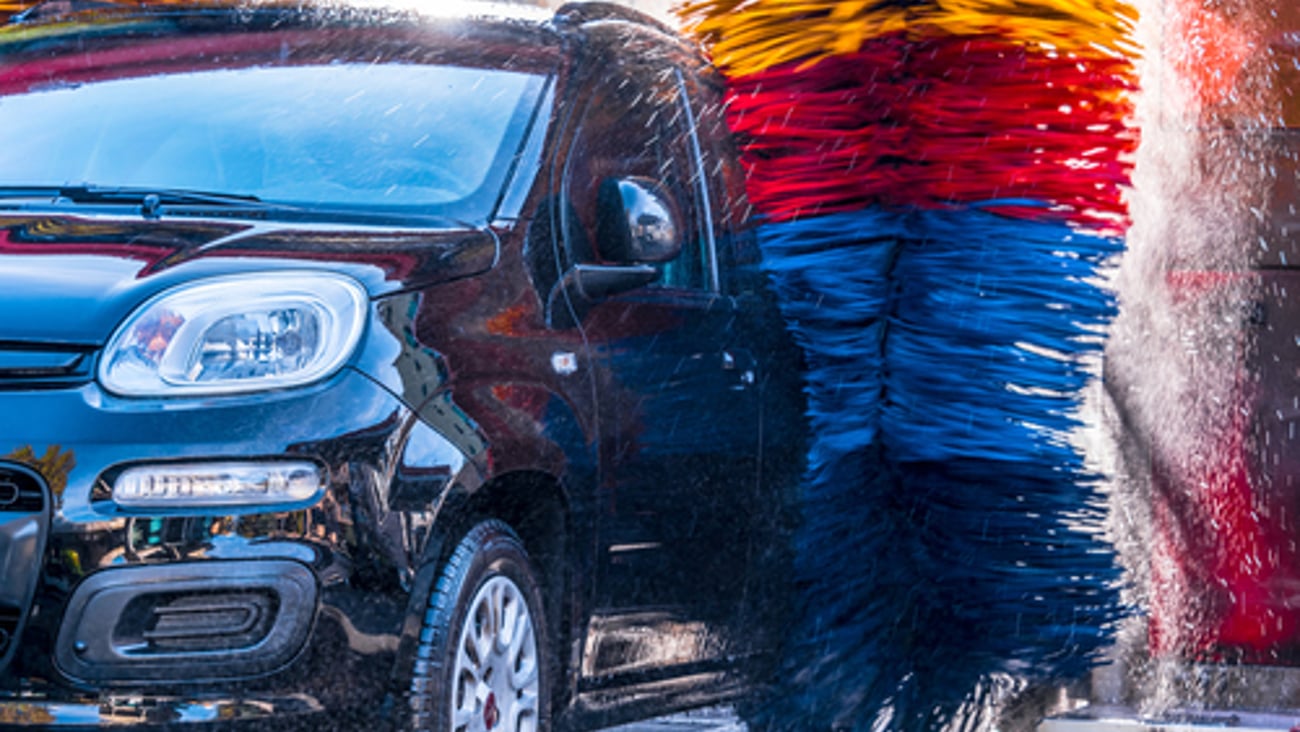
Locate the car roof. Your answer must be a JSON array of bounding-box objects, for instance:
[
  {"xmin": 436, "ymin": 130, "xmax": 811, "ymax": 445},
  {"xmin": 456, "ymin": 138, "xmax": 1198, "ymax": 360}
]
[
  {"xmin": 0, "ymin": 0, "xmax": 673, "ymax": 34},
  {"xmin": 1, "ymin": 0, "xmax": 555, "ymax": 23},
  {"xmin": 0, "ymin": 1, "xmax": 567, "ymax": 57},
  {"xmin": 0, "ymin": 0, "xmax": 689, "ymax": 79},
  {"xmin": 0, "ymin": 2, "xmax": 582, "ymax": 91}
]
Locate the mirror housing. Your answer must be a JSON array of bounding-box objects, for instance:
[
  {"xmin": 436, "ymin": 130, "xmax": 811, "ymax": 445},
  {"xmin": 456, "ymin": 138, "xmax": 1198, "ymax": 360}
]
[
  {"xmin": 546, "ymin": 264, "xmax": 659, "ymax": 328},
  {"xmin": 596, "ymin": 177, "xmax": 682, "ymax": 264},
  {"xmin": 560, "ymin": 264, "xmax": 658, "ymax": 301}
]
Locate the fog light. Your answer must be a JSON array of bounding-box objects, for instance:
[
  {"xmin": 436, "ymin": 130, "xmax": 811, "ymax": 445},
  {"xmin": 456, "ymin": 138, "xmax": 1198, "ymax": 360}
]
[{"xmin": 113, "ymin": 461, "xmax": 323, "ymax": 509}]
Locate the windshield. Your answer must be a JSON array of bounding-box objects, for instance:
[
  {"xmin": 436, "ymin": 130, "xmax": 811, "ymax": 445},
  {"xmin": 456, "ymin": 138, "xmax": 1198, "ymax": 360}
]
[{"xmin": 0, "ymin": 62, "xmax": 546, "ymax": 221}]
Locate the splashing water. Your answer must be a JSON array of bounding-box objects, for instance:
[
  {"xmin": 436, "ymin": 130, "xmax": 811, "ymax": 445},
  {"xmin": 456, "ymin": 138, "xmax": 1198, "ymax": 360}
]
[{"xmin": 1100, "ymin": 0, "xmax": 1300, "ymax": 715}]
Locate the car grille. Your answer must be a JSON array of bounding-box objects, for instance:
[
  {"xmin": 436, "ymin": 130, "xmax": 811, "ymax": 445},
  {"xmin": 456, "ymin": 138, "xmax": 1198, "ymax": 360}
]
[
  {"xmin": 0, "ymin": 344, "xmax": 95, "ymax": 389},
  {"xmin": 0, "ymin": 469, "xmax": 43, "ymax": 513}
]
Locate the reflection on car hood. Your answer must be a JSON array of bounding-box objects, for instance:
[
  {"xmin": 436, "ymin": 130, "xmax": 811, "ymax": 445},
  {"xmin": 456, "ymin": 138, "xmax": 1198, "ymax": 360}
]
[{"xmin": 0, "ymin": 213, "xmax": 497, "ymax": 345}]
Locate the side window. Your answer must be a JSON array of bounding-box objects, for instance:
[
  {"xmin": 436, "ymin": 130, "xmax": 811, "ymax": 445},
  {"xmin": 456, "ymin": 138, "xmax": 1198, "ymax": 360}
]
[
  {"xmin": 562, "ymin": 66, "xmax": 711, "ymax": 292},
  {"xmin": 686, "ymin": 68, "xmax": 762, "ymax": 297}
]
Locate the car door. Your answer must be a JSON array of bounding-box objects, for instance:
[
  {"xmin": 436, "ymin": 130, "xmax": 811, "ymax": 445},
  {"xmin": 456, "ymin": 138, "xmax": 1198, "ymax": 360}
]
[
  {"xmin": 687, "ymin": 65, "xmax": 808, "ymax": 663},
  {"xmin": 554, "ymin": 47, "xmax": 767, "ymax": 684}
]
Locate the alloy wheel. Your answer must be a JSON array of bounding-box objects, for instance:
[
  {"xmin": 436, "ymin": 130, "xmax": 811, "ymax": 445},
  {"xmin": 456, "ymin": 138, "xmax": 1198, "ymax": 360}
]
[{"xmin": 451, "ymin": 575, "xmax": 540, "ymax": 732}]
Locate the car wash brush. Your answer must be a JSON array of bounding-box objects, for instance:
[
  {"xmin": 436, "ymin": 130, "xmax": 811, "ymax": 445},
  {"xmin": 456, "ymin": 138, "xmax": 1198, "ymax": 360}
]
[{"xmin": 678, "ymin": 0, "xmax": 1140, "ymax": 729}]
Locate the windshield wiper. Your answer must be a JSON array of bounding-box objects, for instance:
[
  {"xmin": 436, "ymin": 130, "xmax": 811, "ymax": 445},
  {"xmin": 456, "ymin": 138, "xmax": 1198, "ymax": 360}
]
[
  {"xmin": 57, "ymin": 185, "xmax": 285, "ymax": 219},
  {"xmin": 0, "ymin": 184, "xmax": 284, "ymax": 219},
  {"xmin": 0, "ymin": 185, "xmax": 471, "ymax": 229}
]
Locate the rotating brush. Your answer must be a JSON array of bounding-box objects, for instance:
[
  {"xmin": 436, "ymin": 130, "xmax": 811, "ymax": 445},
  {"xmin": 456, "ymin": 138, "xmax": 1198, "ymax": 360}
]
[{"xmin": 678, "ymin": 0, "xmax": 1139, "ymax": 729}]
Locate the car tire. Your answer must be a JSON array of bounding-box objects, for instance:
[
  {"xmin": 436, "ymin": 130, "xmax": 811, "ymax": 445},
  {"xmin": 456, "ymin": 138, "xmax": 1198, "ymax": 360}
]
[{"xmin": 409, "ymin": 520, "xmax": 551, "ymax": 732}]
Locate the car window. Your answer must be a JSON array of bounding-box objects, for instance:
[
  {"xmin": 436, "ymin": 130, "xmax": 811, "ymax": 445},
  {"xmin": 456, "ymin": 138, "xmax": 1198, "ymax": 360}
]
[
  {"xmin": 0, "ymin": 62, "xmax": 546, "ymax": 222},
  {"xmin": 561, "ymin": 65, "xmax": 712, "ymax": 292}
]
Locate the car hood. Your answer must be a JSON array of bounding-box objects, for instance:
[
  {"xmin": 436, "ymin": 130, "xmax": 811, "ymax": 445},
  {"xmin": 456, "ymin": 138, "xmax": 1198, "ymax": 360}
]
[{"xmin": 0, "ymin": 213, "xmax": 498, "ymax": 345}]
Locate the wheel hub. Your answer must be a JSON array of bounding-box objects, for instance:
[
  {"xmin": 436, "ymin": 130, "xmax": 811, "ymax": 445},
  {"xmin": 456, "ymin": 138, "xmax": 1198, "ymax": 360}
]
[{"xmin": 452, "ymin": 575, "xmax": 539, "ymax": 732}]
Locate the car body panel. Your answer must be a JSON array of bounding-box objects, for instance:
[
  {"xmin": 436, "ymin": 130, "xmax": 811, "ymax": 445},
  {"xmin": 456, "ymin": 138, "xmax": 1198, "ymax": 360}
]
[{"xmin": 0, "ymin": 217, "xmax": 500, "ymax": 344}]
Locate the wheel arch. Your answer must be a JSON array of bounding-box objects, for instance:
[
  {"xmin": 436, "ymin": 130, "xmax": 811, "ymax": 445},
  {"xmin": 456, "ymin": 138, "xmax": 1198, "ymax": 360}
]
[
  {"xmin": 387, "ymin": 468, "xmax": 580, "ymax": 728},
  {"xmin": 458, "ymin": 469, "xmax": 577, "ymax": 717}
]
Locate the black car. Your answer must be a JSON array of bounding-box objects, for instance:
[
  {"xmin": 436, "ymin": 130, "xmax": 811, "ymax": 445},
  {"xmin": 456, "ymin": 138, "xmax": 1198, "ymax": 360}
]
[{"xmin": 0, "ymin": 2, "xmax": 805, "ymax": 729}]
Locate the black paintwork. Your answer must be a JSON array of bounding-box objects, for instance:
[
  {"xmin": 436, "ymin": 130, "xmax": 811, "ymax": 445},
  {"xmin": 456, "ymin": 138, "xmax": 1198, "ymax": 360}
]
[{"xmin": 0, "ymin": 3, "xmax": 805, "ymax": 729}]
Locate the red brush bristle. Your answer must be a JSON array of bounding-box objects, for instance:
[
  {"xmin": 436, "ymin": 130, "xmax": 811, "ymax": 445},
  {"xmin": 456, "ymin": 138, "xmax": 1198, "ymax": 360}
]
[{"xmin": 725, "ymin": 34, "xmax": 1136, "ymax": 228}]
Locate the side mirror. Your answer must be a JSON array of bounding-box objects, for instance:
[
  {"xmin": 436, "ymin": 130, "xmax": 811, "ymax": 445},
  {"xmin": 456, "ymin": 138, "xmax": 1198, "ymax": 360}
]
[{"xmin": 596, "ymin": 177, "xmax": 683, "ymax": 264}]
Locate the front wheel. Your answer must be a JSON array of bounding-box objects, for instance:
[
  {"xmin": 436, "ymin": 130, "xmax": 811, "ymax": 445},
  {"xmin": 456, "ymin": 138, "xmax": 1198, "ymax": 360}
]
[{"xmin": 409, "ymin": 520, "xmax": 551, "ymax": 732}]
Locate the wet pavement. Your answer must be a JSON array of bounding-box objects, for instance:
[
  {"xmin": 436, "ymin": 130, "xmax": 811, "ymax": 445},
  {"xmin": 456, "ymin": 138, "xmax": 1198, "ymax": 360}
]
[{"xmin": 601, "ymin": 706, "xmax": 744, "ymax": 732}]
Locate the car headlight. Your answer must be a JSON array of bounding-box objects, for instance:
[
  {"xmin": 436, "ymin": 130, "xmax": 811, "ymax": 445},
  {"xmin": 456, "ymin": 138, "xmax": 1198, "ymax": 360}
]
[{"xmin": 99, "ymin": 272, "xmax": 367, "ymax": 396}]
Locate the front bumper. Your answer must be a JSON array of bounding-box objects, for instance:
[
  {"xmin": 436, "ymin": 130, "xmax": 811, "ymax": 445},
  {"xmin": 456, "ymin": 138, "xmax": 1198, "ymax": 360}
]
[{"xmin": 0, "ymin": 367, "xmax": 457, "ymax": 727}]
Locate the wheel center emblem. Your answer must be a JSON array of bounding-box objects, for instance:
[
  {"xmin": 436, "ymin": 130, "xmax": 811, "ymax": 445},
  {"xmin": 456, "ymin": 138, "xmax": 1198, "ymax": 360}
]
[{"xmin": 484, "ymin": 691, "xmax": 499, "ymax": 730}]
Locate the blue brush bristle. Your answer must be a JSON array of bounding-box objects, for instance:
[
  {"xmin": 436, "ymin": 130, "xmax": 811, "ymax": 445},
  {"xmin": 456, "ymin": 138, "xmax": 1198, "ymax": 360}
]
[{"xmin": 754, "ymin": 205, "xmax": 1125, "ymax": 732}]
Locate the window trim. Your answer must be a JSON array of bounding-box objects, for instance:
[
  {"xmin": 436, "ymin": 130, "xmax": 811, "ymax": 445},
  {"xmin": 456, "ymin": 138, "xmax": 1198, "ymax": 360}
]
[{"xmin": 673, "ymin": 68, "xmax": 721, "ymax": 293}]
